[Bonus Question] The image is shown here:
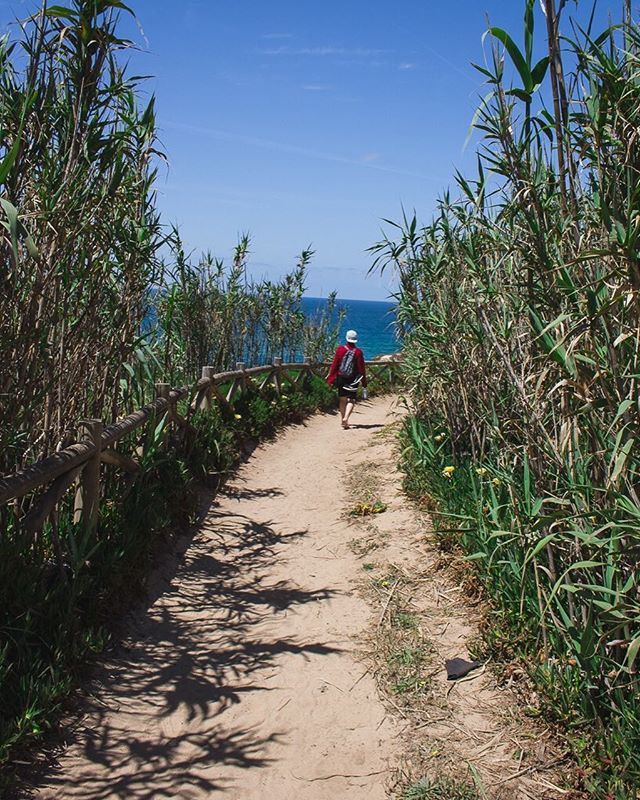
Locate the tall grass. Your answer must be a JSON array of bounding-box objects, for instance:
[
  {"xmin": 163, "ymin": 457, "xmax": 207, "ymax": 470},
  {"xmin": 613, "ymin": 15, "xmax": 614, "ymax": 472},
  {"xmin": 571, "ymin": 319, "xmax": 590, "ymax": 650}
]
[
  {"xmin": 0, "ymin": 0, "xmax": 162, "ymax": 476},
  {"xmin": 0, "ymin": 1, "xmax": 343, "ymax": 479},
  {"xmin": 373, "ymin": 2, "xmax": 640, "ymax": 796}
]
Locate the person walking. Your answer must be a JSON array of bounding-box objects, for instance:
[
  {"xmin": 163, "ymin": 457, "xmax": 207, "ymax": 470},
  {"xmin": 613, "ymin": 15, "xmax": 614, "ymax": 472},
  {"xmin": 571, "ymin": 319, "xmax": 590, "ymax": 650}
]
[{"xmin": 327, "ymin": 330, "xmax": 368, "ymax": 429}]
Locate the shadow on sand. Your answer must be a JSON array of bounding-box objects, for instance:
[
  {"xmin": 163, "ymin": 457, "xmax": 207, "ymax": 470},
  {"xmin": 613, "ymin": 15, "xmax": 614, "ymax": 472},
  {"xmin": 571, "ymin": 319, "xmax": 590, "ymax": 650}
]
[{"xmin": 20, "ymin": 487, "xmax": 339, "ymax": 799}]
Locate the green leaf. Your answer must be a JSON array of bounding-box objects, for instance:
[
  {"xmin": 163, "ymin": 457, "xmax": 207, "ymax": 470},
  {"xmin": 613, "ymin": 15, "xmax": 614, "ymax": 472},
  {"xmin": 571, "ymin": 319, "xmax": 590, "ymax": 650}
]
[
  {"xmin": 0, "ymin": 197, "xmax": 19, "ymax": 258},
  {"xmin": 536, "ymin": 312, "xmax": 571, "ymax": 339},
  {"xmin": 524, "ymin": 0, "xmax": 535, "ymax": 65},
  {"xmin": 613, "ymin": 219, "xmax": 627, "ymax": 245},
  {"xmin": 506, "ymin": 87, "xmax": 532, "ymax": 102},
  {"xmin": 465, "ymin": 90, "xmax": 496, "ymax": 151},
  {"xmin": 610, "ymin": 438, "xmax": 633, "ymax": 484},
  {"xmin": 529, "ymin": 308, "xmax": 576, "ymax": 377},
  {"xmin": 570, "ymin": 560, "xmax": 606, "ymax": 571},
  {"xmin": 545, "ymin": 563, "xmax": 606, "ymax": 617},
  {"xmin": 489, "ymin": 26, "xmax": 532, "ymax": 92},
  {"xmin": 24, "ymin": 233, "xmax": 38, "ymax": 258},
  {"xmin": 626, "ymin": 637, "xmax": 640, "ymax": 670},
  {"xmin": 0, "ymin": 197, "xmax": 39, "ymax": 260},
  {"xmin": 523, "ymin": 451, "xmax": 531, "ymax": 508},
  {"xmin": 530, "ymin": 56, "xmax": 549, "ymax": 88},
  {"xmin": 592, "ymin": 600, "xmax": 615, "ymax": 612},
  {"xmin": 0, "ymin": 132, "xmax": 21, "ymax": 185},
  {"xmin": 43, "ymin": 5, "xmax": 79, "ymax": 20},
  {"xmin": 527, "ymin": 532, "xmax": 556, "ymax": 561},
  {"xmin": 98, "ymin": 0, "xmax": 134, "ymax": 14},
  {"xmin": 613, "ymin": 398, "xmax": 634, "ymax": 424},
  {"xmin": 471, "ymin": 62, "xmax": 498, "ymax": 80}
]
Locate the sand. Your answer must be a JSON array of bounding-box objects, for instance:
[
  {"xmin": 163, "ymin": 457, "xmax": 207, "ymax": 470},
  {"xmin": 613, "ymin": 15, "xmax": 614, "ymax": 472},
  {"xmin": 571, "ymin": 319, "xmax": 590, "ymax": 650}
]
[{"xmin": 33, "ymin": 396, "xmax": 401, "ymax": 800}]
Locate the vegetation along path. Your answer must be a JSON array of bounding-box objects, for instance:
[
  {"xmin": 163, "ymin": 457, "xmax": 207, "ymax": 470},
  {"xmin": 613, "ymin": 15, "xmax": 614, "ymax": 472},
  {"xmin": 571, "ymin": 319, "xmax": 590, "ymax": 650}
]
[{"xmin": 31, "ymin": 397, "xmax": 566, "ymax": 799}]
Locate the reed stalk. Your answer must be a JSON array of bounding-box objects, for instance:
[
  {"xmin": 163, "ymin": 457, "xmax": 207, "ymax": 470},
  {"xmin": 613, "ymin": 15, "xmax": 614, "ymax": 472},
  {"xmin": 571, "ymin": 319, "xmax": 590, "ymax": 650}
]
[{"xmin": 373, "ymin": 2, "xmax": 640, "ymax": 794}]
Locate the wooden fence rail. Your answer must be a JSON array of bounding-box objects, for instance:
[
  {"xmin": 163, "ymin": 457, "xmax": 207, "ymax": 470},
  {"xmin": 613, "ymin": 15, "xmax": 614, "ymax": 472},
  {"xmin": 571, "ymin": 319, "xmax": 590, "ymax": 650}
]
[{"xmin": 0, "ymin": 358, "xmax": 401, "ymax": 535}]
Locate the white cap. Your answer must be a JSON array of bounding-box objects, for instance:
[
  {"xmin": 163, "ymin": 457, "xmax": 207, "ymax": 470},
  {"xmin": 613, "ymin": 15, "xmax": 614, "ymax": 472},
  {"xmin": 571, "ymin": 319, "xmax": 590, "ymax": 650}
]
[{"xmin": 346, "ymin": 329, "xmax": 358, "ymax": 343}]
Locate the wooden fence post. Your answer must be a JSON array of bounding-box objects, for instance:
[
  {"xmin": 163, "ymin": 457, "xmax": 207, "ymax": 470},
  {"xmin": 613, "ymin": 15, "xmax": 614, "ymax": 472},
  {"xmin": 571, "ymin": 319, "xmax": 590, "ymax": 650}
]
[
  {"xmin": 73, "ymin": 418, "xmax": 103, "ymax": 531},
  {"xmin": 236, "ymin": 362, "xmax": 247, "ymax": 393},
  {"xmin": 272, "ymin": 357, "xmax": 282, "ymax": 396},
  {"xmin": 198, "ymin": 366, "xmax": 215, "ymax": 411}
]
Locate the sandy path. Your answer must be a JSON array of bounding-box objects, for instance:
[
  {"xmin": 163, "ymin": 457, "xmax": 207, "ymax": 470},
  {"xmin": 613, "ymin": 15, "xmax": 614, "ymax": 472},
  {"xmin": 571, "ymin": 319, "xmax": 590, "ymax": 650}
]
[{"xmin": 34, "ymin": 397, "xmax": 400, "ymax": 800}]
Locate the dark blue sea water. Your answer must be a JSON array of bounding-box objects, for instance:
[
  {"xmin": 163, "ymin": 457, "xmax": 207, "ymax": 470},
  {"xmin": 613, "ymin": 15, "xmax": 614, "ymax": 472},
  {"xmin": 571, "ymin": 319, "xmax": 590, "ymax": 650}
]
[{"xmin": 302, "ymin": 296, "xmax": 399, "ymax": 359}]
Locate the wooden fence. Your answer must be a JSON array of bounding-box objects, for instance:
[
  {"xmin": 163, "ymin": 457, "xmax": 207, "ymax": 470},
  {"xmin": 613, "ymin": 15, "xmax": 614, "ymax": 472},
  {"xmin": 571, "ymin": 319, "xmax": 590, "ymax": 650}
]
[{"xmin": 0, "ymin": 358, "xmax": 400, "ymax": 535}]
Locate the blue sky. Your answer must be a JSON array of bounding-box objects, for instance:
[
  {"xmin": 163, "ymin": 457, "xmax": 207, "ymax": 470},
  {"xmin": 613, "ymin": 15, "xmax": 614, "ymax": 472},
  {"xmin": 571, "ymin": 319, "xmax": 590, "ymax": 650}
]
[{"xmin": 0, "ymin": 0, "xmax": 632, "ymax": 300}]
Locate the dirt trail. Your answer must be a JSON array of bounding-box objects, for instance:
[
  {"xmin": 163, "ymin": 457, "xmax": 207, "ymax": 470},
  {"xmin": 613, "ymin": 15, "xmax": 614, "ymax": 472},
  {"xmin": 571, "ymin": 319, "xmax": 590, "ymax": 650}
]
[
  {"xmin": 30, "ymin": 395, "xmax": 568, "ymax": 800},
  {"xmin": 33, "ymin": 397, "xmax": 402, "ymax": 800}
]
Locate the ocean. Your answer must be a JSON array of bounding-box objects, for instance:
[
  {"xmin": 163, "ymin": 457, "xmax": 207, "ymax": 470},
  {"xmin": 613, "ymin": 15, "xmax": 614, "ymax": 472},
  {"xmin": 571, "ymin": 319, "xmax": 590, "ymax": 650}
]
[
  {"xmin": 302, "ymin": 296, "xmax": 399, "ymax": 359},
  {"xmin": 144, "ymin": 292, "xmax": 399, "ymax": 362}
]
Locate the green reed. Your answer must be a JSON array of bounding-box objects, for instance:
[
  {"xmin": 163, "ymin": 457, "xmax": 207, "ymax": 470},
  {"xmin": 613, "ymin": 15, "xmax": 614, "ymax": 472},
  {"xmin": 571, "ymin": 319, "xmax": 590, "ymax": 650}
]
[
  {"xmin": 0, "ymin": 0, "xmax": 342, "ymax": 477},
  {"xmin": 373, "ymin": 2, "xmax": 640, "ymax": 796},
  {"xmin": 153, "ymin": 231, "xmax": 343, "ymax": 386}
]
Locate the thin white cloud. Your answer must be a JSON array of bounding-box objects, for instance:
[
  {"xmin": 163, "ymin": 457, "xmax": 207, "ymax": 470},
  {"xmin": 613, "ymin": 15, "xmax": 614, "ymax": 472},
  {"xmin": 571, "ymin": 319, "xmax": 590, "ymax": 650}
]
[
  {"xmin": 360, "ymin": 152, "xmax": 381, "ymax": 163},
  {"xmin": 261, "ymin": 32, "xmax": 293, "ymax": 40},
  {"xmin": 259, "ymin": 46, "xmax": 391, "ymax": 57},
  {"xmin": 164, "ymin": 121, "xmax": 445, "ymax": 182},
  {"xmin": 328, "ymin": 58, "xmax": 390, "ymax": 69},
  {"xmin": 398, "ymin": 62, "xmax": 416, "ymax": 70},
  {"xmin": 301, "ymin": 84, "xmax": 332, "ymax": 92},
  {"xmin": 425, "ymin": 45, "xmax": 477, "ymax": 85}
]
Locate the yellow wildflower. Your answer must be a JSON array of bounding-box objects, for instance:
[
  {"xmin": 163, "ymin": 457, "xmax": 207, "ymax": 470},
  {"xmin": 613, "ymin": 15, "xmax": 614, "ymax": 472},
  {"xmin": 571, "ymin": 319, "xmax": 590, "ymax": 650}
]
[
  {"xmin": 492, "ymin": 477, "xmax": 501, "ymax": 487},
  {"xmin": 475, "ymin": 467, "xmax": 487, "ymax": 477},
  {"xmin": 442, "ymin": 465, "xmax": 455, "ymax": 478},
  {"xmin": 234, "ymin": 413, "xmax": 242, "ymax": 420}
]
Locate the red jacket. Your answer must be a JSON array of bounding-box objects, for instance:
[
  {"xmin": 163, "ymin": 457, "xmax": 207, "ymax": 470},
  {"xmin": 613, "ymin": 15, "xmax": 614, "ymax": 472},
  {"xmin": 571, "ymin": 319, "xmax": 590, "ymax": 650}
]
[{"xmin": 327, "ymin": 344, "xmax": 367, "ymax": 387}]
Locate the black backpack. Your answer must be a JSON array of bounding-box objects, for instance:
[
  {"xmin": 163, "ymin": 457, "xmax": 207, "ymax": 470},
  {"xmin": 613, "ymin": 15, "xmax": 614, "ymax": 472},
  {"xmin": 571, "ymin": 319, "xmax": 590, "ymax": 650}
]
[{"xmin": 338, "ymin": 348, "xmax": 357, "ymax": 379}]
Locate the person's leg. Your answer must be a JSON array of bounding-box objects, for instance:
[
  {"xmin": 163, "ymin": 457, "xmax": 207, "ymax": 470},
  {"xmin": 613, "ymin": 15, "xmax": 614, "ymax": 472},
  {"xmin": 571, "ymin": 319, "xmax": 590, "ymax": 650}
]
[
  {"xmin": 338, "ymin": 395, "xmax": 347, "ymax": 424},
  {"xmin": 343, "ymin": 395, "xmax": 355, "ymax": 428}
]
